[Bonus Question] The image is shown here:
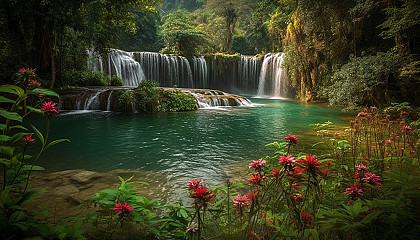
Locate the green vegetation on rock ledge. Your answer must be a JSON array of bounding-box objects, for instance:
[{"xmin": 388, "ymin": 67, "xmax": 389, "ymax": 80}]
[{"xmin": 117, "ymin": 80, "xmax": 197, "ymax": 113}]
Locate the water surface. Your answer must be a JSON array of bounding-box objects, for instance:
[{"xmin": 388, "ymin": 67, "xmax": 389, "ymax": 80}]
[{"xmin": 33, "ymin": 98, "xmax": 349, "ymax": 197}]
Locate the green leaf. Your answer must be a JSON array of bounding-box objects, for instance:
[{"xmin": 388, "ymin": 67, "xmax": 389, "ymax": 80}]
[
  {"xmin": 10, "ymin": 125, "xmax": 28, "ymax": 131},
  {"xmin": 0, "ymin": 146, "xmax": 15, "ymax": 157},
  {"xmin": 30, "ymin": 88, "xmax": 59, "ymax": 97},
  {"xmin": 44, "ymin": 139, "xmax": 70, "ymax": 151},
  {"xmin": 214, "ymin": 197, "xmax": 226, "ymax": 207},
  {"xmin": 16, "ymin": 190, "xmax": 46, "ymax": 205},
  {"xmin": 0, "ymin": 85, "xmax": 24, "ymax": 96},
  {"xmin": 22, "ymin": 165, "xmax": 45, "ymax": 171},
  {"xmin": 0, "ymin": 108, "xmax": 22, "ymax": 122},
  {"xmin": 0, "ymin": 158, "xmax": 11, "ymax": 167},
  {"xmin": 0, "ymin": 135, "xmax": 11, "ymax": 142},
  {"xmin": 230, "ymin": 183, "xmax": 244, "ymax": 188},
  {"xmin": 0, "ymin": 124, "xmax": 6, "ymax": 131},
  {"xmin": 30, "ymin": 124, "xmax": 44, "ymax": 146},
  {"xmin": 130, "ymin": 181, "xmax": 150, "ymax": 185},
  {"xmin": 179, "ymin": 208, "xmax": 188, "ymax": 218},
  {"xmin": 0, "ymin": 96, "xmax": 15, "ymax": 104},
  {"xmin": 26, "ymin": 106, "xmax": 42, "ymax": 114}
]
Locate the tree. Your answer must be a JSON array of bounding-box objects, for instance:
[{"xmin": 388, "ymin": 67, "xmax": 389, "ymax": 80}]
[
  {"xmin": 205, "ymin": 0, "xmax": 249, "ymax": 53},
  {"xmin": 0, "ymin": 0, "xmax": 157, "ymax": 88},
  {"xmin": 160, "ymin": 10, "xmax": 208, "ymax": 56}
]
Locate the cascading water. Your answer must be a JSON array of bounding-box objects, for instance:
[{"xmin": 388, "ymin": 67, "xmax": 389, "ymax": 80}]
[
  {"xmin": 257, "ymin": 53, "xmax": 290, "ymax": 98},
  {"xmin": 238, "ymin": 56, "xmax": 261, "ymax": 95},
  {"xmin": 87, "ymin": 49, "xmax": 145, "ymax": 86},
  {"xmin": 87, "ymin": 49, "xmax": 291, "ymax": 99},
  {"xmin": 192, "ymin": 56, "xmax": 209, "ymax": 89},
  {"xmin": 133, "ymin": 52, "xmax": 194, "ymax": 88}
]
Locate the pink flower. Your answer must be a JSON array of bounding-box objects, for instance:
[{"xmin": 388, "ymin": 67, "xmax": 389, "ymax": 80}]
[
  {"xmin": 22, "ymin": 134, "xmax": 35, "ymax": 146},
  {"xmin": 363, "ymin": 173, "xmax": 381, "ymax": 187},
  {"xmin": 233, "ymin": 194, "xmax": 251, "ymax": 208},
  {"xmin": 18, "ymin": 68, "xmax": 26, "ymax": 73},
  {"xmin": 279, "ymin": 155, "xmax": 296, "ymax": 165},
  {"xmin": 371, "ymin": 107, "xmax": 377, "ymax": 110},
  {"xmin": 355, "ymin": 165, "xmax": 367, "ymax": 171},
  {"xmin": 386, "ymin": 140, "xmax": 392, "ymax": 145},
  {"xmin": 40, "ymin": 101, "xmax": 59, "ymax": 117},
  {"xmin": 113, "ymin": 202, "xmax": 133, "ymax": 215},
  {"xmin": 187, "ymin": 179, "xmax": 204, "ymax": 189},
  {"xmin": 249, "ymin": 159, "xmax": 266, "ymax": 169},
  {"xmin": 285, "ymin": 134, "xmax": 298, "ymax": 144},
  {"xmin": 345, "ymin": 183, "xmax": 363, "ymax": 199}
]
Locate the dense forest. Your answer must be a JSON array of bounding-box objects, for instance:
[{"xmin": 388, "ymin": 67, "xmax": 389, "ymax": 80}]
[{"xmin": 0, "ymin": 0, "xmax": 419, "ymax": 106}]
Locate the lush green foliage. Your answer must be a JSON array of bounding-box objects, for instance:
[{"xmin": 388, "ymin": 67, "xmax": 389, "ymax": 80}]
[
  {"xmin": 117, "ymin": 80, "xmax": 198, "ymax": 113},
  {"xmin": 160, "ymin": 10, "xmax": 208, "ymax": 56},
  {"xmin": 323, "ymin": 52, "xmax": 396, "ymax": 106},
  {"xmin": 61, "ymin": 70, "xmax": 123, "ymax": 88},
  {"xmin": 0, "ymin": 69, "xmax": 69, "ymax": 239}
]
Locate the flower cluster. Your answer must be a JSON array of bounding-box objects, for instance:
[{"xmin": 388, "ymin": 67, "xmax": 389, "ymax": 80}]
[
  {"xmin": 249, "ymin": 158, "xmax": 266, "ymax": 170},
  {"xmin": 233, "ymin": 194, "xmax": 251, "ymax": 208},
  {"xmin": 187, "ymin": 179, "xmax": 214, "ymax": 209},
  {"xmin": 285, "ymin": 134, "xmax": 298, "ymax": 144},
  {"xmin": 40, "ymin": 101, "xmax": 59, "ymax": 118},
  {"xmin": 22, "ymin": 134, "xmax": 35, "ymax": 146},
  {"xmin": 113, "ymin": 202, "xmax": 133, "ymax": 216}
]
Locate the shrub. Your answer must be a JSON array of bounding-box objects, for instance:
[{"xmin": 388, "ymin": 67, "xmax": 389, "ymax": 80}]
[
  {"xmin": 324, "ymin": 51, "xmax": 396, "ymax": 106},
  {"xmin": 109, "ymin": 75, "xmax": 123, "ymax": 86},
  {"xmin": 117, "ymin": 90, "xmax": 134, "ymax": 112}
]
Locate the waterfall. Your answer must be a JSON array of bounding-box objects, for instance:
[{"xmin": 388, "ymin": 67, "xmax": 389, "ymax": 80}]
[
  {"xmin": 192, "ymin": 56, "xmax": 209, "ymax": 89},
  {"xmin": 87, "ymin": 49, "xmax": 146, "ymax": 86},
  {"xmin": 238, "ymin": 56, "xmax": 261, "ymax": 95},
  {"xmin": 87, "ymin": 49, "xmax": 291, "ymax": 98},
  {"xmin": 257, "ymin": 53, "xmax": 289, "ymax": 98},
  {"xmin": 133, "ymin": 52, "xmax": 194, "ymax": 88}
]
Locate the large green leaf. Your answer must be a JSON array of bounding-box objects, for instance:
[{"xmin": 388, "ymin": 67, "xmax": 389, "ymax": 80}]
[
  {"xmin": 30, "ymin": 124, "xmax": 44, "ymax": 146},
  {"xmin": 0, "ymin": 135, "xmax": 11, "ymax": 142},
  {"xmin": 44, "ymin": 138, "xmax": 70, "ymax": 151},
  {"xmin": 30, "ymin": 88, "xmax": 59, "ymax": 98},
  {"xmin": 26, "ymin": 106, "xmax": 42, "ymax": 114},
  {"xmin": 0, "ymin": 146, "xmax": 15, "ymax": 157},
  {"xmin": 0, "ymin": 108, "xmax": 22, "ymax": 122},
  {"xmin": 0, "ymin": 85, "xmax": 24, "ymax": 96},
  {"xmin": 0, "ymin": 96, "xmax": 16, "ymax": 104}
]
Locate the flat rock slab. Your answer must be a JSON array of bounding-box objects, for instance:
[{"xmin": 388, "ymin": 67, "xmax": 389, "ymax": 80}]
[{"xmin": 25, "ymin": 169, "xmax": 169, "ymax": 222}]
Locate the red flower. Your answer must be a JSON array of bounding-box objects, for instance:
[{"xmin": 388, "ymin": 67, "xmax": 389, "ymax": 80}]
[
  {"xmin": 18, "ymin": 68, "xmax": 26, "ymax": 73},
  {"xmin": 345, "ymin": 183, "xmax": 363, "ymax": 199},
  {"xmin": 249, "ymin": 158, "xmax": 266, "ymax": 169},
  {"xmin": 285, "ymin": 134, "xmax": 298, "ymax": 144},
  {"xmin": 23, "ymin": 134, "xmax": 35, "ymax": 146},
  {"xmin": 233, "ymin": 194, "xmax": 251, "ymax": 208},
  {"xmin": 248, "ymin": 172, "xmax": 266, "ymax": 185},
  {"xmin": 113, "ymin": 202, "xmax": 133, "ymax": 215},
  {"xmin": 301, "ymin": 211, "xmax": 312, "ymax": 224},
  {"xmin": 187, "ymin": 179, "xmax": 204, "ymax": 189},
  {"xmin": 279, "ymin": 155, "xmax": 296, "ymax": 165},
  {"xmin": 270, "ymin": 168, "xmax": 280, "ymax": 178},
  {"xmin": 298, "ymin": 155, "xmax": 321, "ymax": 174},
  {"xmin": 189, "ymin": 187, "xmax": 215, "ymax": 208},
  {"xmin": 40, "ymin": 101, "xmax": 59, "ymax": 117}
]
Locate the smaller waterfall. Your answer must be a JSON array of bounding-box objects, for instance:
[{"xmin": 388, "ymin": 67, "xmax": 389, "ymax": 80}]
[
  {"xmin": 238, "ymin": 56, "xmax": 261, "ymax": 95},
  {"xmin": 87, "ymin": 49, "xmax": 146, "ymax": 86},
  {"xmin": 257, "ymin": 53, "xmax": 290, "ymax": 98},
  {"xmin": 192, "ymin": 56, "xmax": 209, "ymax": 89},
  {"xmin": 182, "ymin": 89, "xmax": 251, "ymax": 108},
  {"xmin": 134, "ymin": 52, "xmax": 194, "ymax": 88}
]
